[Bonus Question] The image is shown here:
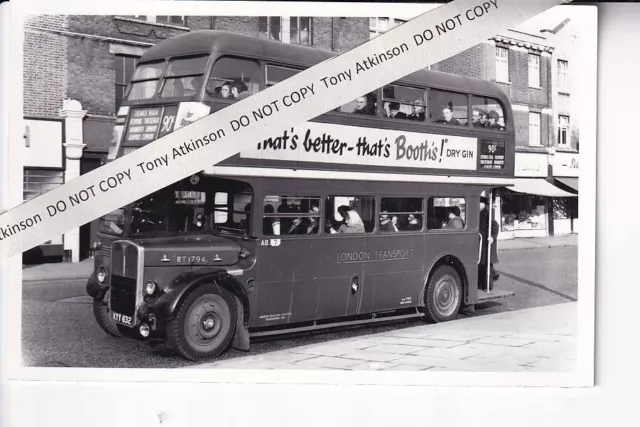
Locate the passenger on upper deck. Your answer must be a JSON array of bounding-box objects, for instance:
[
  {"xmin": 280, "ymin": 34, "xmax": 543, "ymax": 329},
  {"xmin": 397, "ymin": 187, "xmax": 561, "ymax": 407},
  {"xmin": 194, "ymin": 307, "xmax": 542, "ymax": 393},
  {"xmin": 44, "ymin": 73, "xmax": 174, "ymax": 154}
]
[
  {"xmin": 407, "ymin": 100, "xmax": 426, "ymax": 121},
  {"xmin": 216, "ymin": 83, "xmax": 232, "ymax": 99},
  {"xmin": 472, "ymin": 108, "xmax": 486, "ymax": 128},
  {"xmin": 354, "ymin": 96, "xmax": 370, "ymax": 115},
  {"xmin": 385, "ymin": 102, "xmax": 407, "ymax": 120},
  {"xmin": 184, "ymin": 76, "xmax": 203, "ymax": 96},
  {"xmin": 440, "ymin": 104, "xmax": 460, "ymax": 126},
  {"xmin": 487, "ymin": 110, "xmax": 502, "ymax": 130}
]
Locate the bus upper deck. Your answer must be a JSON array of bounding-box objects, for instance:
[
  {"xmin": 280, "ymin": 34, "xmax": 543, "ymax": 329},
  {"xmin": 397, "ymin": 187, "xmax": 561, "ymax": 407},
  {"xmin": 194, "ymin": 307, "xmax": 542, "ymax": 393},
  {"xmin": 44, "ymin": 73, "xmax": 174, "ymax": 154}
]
[{"xmin": 109, "ymin": 30, "xmax": 514, "ymax": 184}]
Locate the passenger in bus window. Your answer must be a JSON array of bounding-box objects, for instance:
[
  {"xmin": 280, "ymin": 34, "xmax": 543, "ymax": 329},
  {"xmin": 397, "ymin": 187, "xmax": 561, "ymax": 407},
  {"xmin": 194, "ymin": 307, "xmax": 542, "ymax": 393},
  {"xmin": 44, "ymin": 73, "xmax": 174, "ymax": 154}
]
[
  {"xmin": 406, "ymin": 213, "xmax": 422, "ymax": 231},
  {"xmin": 440, "ymin": 104, "xmax": 460, "ymax": 125},
  {"xmin": 263, "ymin": 204, "xmax": 280, "ymax": 236},
  {"xmin": 184, "ymin": 76, "xmax": 203, "ymax": 96},
  {"xmin": 487, "ymin": 110, "xmax": 501, "ymax": 129},
  {"xmin": 472, "ymin": 108, "xmax": 486, "ymax": 128},
  {"xmin": 337, "ymin": 206, "xmax": 365, "ymax": 234},
  {"xmin": 446, "ymin": 206, "xmax": 465, "ymax": 229},
  {"xmin": 307, "ymin": 206, "xmax": 320, "ymax": 234},
  {"xmin": 385, "ymin": 102, "xmax": 407, "ymax": 119},
  {"xmin": 354, "ymin": 96, "xmax": 368, "ymax": 114},
  {"xmin": 288, "ymin": 217, "xmax": 305, "ymax": 235},
  {"xmin": 216, "ymin": 83, "xmax": 232, "ymax": 99},
  {"xmin": 407, "ymin": 100, "xmax": 426, "ymax": 121},
  {"xmin": 380, "ymin": 211, "xmax": 398, "ymax": 232},
  {"xmin": 231, "ymin": 81, "xmax": 249, "ymax": 100}
]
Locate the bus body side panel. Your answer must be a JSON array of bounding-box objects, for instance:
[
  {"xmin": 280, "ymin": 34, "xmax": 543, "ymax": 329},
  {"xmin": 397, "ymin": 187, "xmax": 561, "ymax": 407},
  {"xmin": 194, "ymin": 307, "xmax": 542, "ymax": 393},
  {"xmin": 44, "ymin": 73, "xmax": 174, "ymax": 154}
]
[{"xmin": 364, "ymin": 233, "xmax": 425, "ymax": 313}]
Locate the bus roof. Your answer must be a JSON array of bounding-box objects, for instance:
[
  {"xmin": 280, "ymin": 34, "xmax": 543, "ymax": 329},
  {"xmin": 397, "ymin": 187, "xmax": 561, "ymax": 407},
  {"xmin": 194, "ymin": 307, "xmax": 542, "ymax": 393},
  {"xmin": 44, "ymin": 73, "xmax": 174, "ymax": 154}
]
[{"xmin": 140, "ymin": 30, "xmax": 510, "ymax": 103}]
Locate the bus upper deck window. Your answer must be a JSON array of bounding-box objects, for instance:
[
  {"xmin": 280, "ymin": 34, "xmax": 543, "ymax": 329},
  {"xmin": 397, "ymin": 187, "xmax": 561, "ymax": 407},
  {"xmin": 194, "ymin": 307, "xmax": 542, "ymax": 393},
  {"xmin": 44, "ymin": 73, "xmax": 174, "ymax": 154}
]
[
  {"xmin": 160, "ymin": 56, "xmax": 209, "ymax": 98},
  {"xmin": 381, "ymin": 85, "xmax": 426, "ymax": 121},
  {"xmin": 471, "ymin": 95, "xmax": 506, "ymax": 131},
  {"xmin": 208, "ymin": 57, "xmax": 261, "ymax": 101},
  {"xmin": 428, "ymin": 89, "xmax": 468, "ymax": 126},
  {"xmin": 127, "ymin": 60, "xmax": 165, "ymax": 101},
  {"xmin": 338, "ymin": 91, "xmax": 377, "ymax": 115}
]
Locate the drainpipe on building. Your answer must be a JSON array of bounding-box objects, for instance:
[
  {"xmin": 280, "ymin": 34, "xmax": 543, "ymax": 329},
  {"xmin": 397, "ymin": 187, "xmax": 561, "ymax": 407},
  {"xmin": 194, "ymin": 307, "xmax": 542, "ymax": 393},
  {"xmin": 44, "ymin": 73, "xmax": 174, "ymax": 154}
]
[{"xmin": 60, "ymin": 99, "xmax": 87, "ymax": 263}]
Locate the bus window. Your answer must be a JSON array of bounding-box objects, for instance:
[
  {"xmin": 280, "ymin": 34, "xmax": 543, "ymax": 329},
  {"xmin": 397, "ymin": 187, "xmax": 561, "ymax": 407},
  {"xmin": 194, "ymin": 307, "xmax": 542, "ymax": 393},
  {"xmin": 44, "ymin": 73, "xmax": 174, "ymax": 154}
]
[
  {"xmin": 213, "ymin": 192, "xmax": 228, "ymax": 224},
  {"xmin": 325, "ymin": 196, "xmax": 375, "ymax": 234},
  {"xmin": 427, "ymin": 197, "xmax": 467, "ymax": 230},
  {"xmin": 380, "ymin": 197, "xmax": 424, "ymax": 232},
  {"xmin": 266, "ymin": 65, "xmax": 301, "ymax": 87},
  {"xmin": 159, "ymin": 55, "xmax": 209, "ymax": 98},
  {"xmin": 337, "ymin": 92, "xmax": 377, "ymax": 115},
  {"xmin": 429, "ymin": 89, "xmax": 468, "ymax": 126},
  {"xmin": 471, "ymin": 95, "xmax": 506, "ymax": 130},
  {"xmin": 382, "ymin": 85, "xmax": 426, "ymax": 121},
  {"xmin": 207, "ymin": 57, "xmax": 260, "ymax": 101},
  {"xmin": 127, "ymin": 60, "xmax": 165, "ymax": 101},
  {"xmin": 263, "ymin": 195, "xmax": 320, "ymax": 236}
]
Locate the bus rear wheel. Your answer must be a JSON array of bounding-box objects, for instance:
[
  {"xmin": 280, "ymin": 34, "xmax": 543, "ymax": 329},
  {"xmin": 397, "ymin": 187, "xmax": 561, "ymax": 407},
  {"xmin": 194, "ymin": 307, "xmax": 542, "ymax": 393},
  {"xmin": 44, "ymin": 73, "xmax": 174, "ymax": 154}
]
[
  {"xmin": 92, "ymin": 292, "xmax": 122, "ymax": 337},
  {"xmin": 423, "ymin": 265, "xmax": 462, "ymax": 323},
  {"xmin": 166, "ymin": 284, "xmax": 237, "ymax": 361}
]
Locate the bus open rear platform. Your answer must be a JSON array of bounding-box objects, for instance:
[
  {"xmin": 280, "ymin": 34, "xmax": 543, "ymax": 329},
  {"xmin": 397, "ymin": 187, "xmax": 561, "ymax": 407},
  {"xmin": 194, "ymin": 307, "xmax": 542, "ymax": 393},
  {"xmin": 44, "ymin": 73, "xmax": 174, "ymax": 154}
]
[{"xmin": 477, "ymin": 288, "xmax": 515, "ymax": 301}]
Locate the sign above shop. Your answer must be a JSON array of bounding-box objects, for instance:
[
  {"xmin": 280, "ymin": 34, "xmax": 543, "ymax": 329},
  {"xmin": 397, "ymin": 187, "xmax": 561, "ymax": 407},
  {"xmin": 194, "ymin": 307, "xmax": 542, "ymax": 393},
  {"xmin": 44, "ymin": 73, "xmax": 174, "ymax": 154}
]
[
  {"xmin": 553, "ymin": 151, "xmax": 579, "ymax": 177},
  {"xmin": 515, "ymin": 152, "xmax": 548, "ymax": 178}
]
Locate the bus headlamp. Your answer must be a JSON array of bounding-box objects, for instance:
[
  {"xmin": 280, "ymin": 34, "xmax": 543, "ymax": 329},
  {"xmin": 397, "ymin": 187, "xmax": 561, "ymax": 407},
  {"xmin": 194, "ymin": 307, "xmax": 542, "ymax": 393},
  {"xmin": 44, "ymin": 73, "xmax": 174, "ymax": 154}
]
[
  {"xmin": 97, "ymin": 268, "xmax": 107, "ymax": 284},
  {"xmin": 145, "ymin": 281, "xmax": 157, "ymax": 295}
]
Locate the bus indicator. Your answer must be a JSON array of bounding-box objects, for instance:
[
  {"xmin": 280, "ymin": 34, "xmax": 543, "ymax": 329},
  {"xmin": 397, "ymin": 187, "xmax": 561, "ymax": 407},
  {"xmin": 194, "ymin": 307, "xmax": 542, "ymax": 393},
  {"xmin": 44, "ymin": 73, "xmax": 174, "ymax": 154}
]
[
  {"xmin": 478, "ymin": 140, "xmax": 506, "ymax": 170},
  {"xmin": 125, "ymin": 107, "xmax": 162, "ymax": 142}
]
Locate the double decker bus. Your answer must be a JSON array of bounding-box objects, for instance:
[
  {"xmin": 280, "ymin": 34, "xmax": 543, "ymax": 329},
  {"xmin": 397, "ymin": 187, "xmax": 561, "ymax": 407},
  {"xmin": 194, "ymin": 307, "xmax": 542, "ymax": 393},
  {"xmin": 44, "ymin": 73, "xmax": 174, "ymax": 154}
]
[{"xmin": 87, "ymin": 30, "xmax": 515, "ymax": 360}]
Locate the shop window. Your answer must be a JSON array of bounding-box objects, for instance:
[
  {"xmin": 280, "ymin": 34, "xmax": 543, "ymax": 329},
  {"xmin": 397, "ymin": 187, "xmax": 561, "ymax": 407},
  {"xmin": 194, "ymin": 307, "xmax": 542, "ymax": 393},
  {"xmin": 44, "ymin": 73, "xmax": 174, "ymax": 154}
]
[
  {"xmin": 369, "ymin": 17, "xmax": 406, "ymax": 39},
  {"xmin": 382, "ymin": 85, "xmax": 426, "ymax": 121},
  {"xmin": 156, "ymin": 16, "xmax": 185, "ymax": 26},
  {"xmin": 427, "ymin": 197, "xmax": 467, "ymax": 230},
  {"xmin": 263, "ymin": 196, "xmax": 321, "ymax": 236},
  {"xmin": 553, "ymin": 198, "xmax": 570, "ymax": 220},
  {"xmin": 429, "ymin": 89, "xmax": 468, "ymax": 126},
  {"xmin": 325, "ymin": 196, "xmax": 375, "ymax": 234},
  {"xmin": 501, "ymin": 193, "xmax": 546, "ymax": 231},
  {"xmin": 471, "ymin": 95, "xmax": 506, "ymax": 130},
  {"xmin": 380, "ymin": 197, "xmax": 424, "ymax": 232},
  {"xmin": 23, "ymin": 169, "xmax": 64, "ymax": 201},
  {"xmin": 208, "ymin": 57, "xmax": 261, "ymax": 101}
]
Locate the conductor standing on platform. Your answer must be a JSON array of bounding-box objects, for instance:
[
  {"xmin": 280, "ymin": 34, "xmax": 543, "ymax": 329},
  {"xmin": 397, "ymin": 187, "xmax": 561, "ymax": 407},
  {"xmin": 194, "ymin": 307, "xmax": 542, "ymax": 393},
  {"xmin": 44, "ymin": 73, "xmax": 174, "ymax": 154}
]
[{"xmin": 479, "ymin": 195, "xmax": 500, "ymax": 291}]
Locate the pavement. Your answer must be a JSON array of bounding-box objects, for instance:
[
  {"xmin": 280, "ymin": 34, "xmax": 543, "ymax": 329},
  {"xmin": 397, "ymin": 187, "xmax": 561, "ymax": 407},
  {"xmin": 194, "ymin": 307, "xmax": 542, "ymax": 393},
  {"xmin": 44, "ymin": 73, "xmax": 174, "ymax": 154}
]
[
  {"xmin": 191, "ymin": 301, "xmax": 577, "ymax": 372},
  {"xmin": 21, "ymin": 234, "xmax": 578, "ymax": 283}
]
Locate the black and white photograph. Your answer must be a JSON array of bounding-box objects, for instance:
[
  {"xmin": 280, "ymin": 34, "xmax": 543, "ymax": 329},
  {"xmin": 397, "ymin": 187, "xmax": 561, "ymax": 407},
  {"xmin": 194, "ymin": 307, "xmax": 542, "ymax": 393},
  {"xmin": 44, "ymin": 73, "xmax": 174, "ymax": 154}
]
[{"xmin": 4, "ymin": 1, "xmax": 595, "ymax": 385}]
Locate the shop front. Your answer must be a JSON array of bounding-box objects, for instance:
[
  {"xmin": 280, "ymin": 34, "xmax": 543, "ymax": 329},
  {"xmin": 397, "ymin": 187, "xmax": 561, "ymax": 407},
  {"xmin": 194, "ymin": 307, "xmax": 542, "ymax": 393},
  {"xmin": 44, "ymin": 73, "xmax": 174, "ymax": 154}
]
[
  {"xmin": 495, "ymin": 151, "xmax": 576, "ymax": 239},
  {"xmin": 551, "ymin": 151, "xmax": 579, "ymax": 234}
]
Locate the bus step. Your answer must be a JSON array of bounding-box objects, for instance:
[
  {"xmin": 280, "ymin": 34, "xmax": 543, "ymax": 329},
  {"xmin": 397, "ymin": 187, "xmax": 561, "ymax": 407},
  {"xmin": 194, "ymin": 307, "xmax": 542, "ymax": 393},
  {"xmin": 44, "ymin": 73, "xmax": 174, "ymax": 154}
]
[{"xmin": 477, "ymin": 288, "xmax": 515, "ymax": 301}]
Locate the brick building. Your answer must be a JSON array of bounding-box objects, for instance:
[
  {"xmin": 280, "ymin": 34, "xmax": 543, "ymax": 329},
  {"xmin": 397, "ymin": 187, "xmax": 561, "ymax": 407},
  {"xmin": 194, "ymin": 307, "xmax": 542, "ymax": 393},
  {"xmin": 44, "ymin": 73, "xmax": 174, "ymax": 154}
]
[{"xmin": 22, "ymin": 14, "xmax": 369, "ymax": 262}]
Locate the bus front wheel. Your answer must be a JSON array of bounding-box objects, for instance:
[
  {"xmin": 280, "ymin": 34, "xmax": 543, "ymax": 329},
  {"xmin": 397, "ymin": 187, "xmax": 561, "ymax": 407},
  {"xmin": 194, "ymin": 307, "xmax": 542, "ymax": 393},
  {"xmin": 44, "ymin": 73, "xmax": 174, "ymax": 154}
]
[
  {"xmin": 166, "ymin": 283, "xmax": 237, "ymax": 361},
  {"xmin": 423, "ymin": 265, "xmax": 462, "ymax": 323},
  {"xmin": 92, "ymin": 292, "xmax": 122, "ymax": 337}
]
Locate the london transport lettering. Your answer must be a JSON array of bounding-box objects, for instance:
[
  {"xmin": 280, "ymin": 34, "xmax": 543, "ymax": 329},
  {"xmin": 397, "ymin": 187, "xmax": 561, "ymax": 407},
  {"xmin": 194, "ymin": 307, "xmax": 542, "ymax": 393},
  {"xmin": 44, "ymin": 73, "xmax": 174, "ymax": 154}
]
[{"xmin": 337, "ymin": 249, "xmax": 415, "ymax": 264}]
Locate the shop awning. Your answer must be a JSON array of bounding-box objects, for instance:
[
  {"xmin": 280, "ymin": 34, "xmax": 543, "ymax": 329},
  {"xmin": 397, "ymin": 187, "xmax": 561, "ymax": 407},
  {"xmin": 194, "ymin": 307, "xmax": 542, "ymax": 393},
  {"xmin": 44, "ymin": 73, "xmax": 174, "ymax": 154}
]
[
  {"xmin": 507, "ymin": 178, "xmax": 577, "ymax": 197},
  {"xmin": 554, "ymin": 177, "xmax": 579, "ymax": 193}
]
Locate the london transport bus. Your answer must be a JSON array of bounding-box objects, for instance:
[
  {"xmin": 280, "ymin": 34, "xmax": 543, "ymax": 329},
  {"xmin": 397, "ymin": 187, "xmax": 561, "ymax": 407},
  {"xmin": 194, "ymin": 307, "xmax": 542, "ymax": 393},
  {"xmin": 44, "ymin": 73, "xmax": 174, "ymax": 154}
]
[{"xmin": 86, "ymin": 30, "xmax": 515, "ymax": 360}]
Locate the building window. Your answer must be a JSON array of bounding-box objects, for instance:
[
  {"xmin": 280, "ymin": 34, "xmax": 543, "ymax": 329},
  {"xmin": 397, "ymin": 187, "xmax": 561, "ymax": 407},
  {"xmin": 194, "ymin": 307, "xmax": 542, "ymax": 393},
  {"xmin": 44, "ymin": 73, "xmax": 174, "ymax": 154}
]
[
  {"xmin": 290, "ymin": 17, "xmax": 312, "ymax": 45},
  {"xmin": 115, "ymin": 55, "xmax": 139, "ymax": 109},
  {"xmin": 496, "ymin": 47, "xmax": 509, "ymax": 83},
  {"xmin": 528, "ymin": 112, "xmax": 541, "ymax": 146},
  {"xmin": 528, "ymin": 54, "xmax": 540, "ymax": 87},
  {"xmin": 23, "ymin": 169, "xmax": 64, "ymax": 201},
  {"xmin": 558, "ymin": 59, "xmax": 569, "ymax": 92},
  {"xmin": 558, "ymin": 115, "xmax": 570, "ymax": 147},
  {"xmin": 129, "ymin": 16, "xmax": 185, "ymax": 26},
  {"xmin": 369, "ymin": 17, "xmax": 406, "ymax": 39},
  {"xmin": 259, "ymin": 17, "xmax": 282, "ymax": 41}
]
